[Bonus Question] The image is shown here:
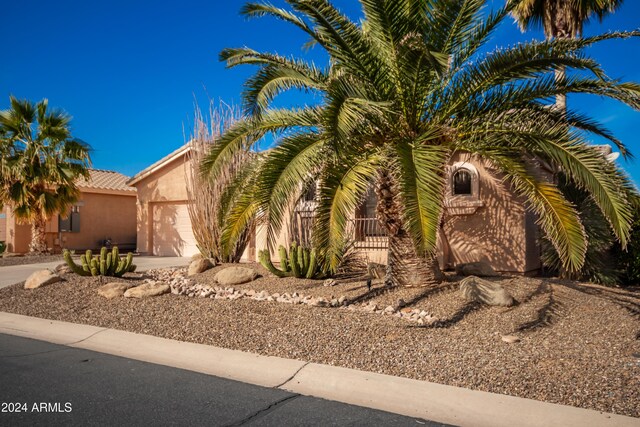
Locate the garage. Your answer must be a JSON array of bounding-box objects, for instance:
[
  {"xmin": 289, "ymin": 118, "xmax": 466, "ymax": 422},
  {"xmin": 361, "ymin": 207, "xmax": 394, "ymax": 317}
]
[{"xmin": 152, "ymin": 203, "xmax": 198, "ymax": 257}]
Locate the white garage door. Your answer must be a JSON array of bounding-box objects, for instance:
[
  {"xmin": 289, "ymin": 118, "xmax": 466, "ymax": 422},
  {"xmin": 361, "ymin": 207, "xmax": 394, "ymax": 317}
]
[{"xmin": 152, "ymin": 203, "xmax": 199, "ymax": 257}]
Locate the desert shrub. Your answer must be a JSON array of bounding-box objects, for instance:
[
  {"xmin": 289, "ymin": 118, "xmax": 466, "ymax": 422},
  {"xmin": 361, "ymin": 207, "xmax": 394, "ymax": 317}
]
[
  {"xmin": 541, "ymin": 175, "xmax": 622, "ymax": 285},
  {"xmin": 612, "ymin": 196, "xmax": 640, "ymax": 286}
]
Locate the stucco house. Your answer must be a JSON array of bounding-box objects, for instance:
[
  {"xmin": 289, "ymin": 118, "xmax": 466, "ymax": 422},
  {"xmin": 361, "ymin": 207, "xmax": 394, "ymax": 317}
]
[
  {"xmin": 131, "ymin": 144, "xmax": 544, "ymax": 274},
  {"xmin": 1, "ymin": 169, "xmax": 137, "ymax": 254},
  {"xmin": 128, "ymin": 145, "xmax": 200, "ymax": 257}
]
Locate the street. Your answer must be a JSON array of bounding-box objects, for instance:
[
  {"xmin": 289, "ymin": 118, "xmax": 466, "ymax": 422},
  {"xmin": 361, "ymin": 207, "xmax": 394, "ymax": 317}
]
[{"xmin": 0, "ymin": 334, "xmax": 446, "ymax": 426}]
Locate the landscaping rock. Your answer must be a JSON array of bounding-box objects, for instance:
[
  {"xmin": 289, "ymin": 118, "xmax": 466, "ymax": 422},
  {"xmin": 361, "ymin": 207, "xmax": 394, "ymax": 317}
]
[
  {"xmin": 190, "ymin": 253, "xmax": 203, "ymax": 262},
  {"xmin": 124, "ymin": 282, "xmax": 170, "ymax": 298},
  {"xmin": 502, "ymin": 335, "xmax": 521, "ymax": 344},
  {"xmin": 455, "ymin": 261, "xmax": 496, "ymax": 277},
  {"xmin": 214, "ymin": 267, "xmax": 258, "ymax": 286},
  {"xmin": 187, "ymin": 258, "xmax": 214, "ymax": 276},
  {"xmin": 323, "ymin": 278, "xmax": 338, "ymax": 287},
  {"xmin": 460, "ymin": 276, "xmax": 514, "ymax": 306},
  {"xmin": 24, "ymin": 270, "xmax": 62, "ymax": 289},
  {"xmin": 54, "ymin": 263, "xmax": 72, "ymax": 275},
  {"xmin": 98, "ymin": 282, "xmax": 134, "ymax": 299}
]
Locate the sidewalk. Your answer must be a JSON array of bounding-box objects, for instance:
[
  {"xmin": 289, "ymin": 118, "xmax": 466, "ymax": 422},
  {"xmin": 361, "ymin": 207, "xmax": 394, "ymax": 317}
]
[
  {"xmin": 1, "ymin": 312, "xmax": 637, "ymax": 427},
  {"xmin": 0, "ymin": 256, "xmax": 190, "ymax": 289}
]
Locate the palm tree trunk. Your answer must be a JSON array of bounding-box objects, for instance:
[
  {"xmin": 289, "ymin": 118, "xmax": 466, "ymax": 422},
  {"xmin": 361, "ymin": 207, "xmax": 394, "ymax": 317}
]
[
  {"xmin": 375, "ymin": 169, "xmax": 443, "ymax": 287},
  {"xmin": 29, "ymin": 217, "xmax": 49, "ymax": 253}
]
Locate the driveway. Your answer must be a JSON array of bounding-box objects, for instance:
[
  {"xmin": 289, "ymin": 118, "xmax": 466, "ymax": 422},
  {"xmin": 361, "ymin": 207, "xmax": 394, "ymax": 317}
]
[
  {"xmin": 0, "ymin": 256, "xmax": 190, "ymax": 289},
  {"xmin": 0, "ymin": 334, "xmax": 440, "ymax": 426}
]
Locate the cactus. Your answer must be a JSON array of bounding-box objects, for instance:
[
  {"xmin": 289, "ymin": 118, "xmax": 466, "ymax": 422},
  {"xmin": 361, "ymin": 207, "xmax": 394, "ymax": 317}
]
[
  {"xmin": 63, "ymin": 246, "xmax": 137, "ymax": 277},
  {"xmin": 258, "ymin": 242, "xmax": 325, "ymax": 279},
  {"xmin": 63, "ymin": 250, "xmax": 90, "ymax": 276}
]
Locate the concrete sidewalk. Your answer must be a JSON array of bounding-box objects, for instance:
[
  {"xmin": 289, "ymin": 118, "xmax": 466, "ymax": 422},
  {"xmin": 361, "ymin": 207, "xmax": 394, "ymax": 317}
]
[
  {"xmin": 1, "ymin": 312, "xmax": 637, "ymax": 427},
  {"xmin": 0, "ymin": 256, "xmax": 190, "ymax": 289}
]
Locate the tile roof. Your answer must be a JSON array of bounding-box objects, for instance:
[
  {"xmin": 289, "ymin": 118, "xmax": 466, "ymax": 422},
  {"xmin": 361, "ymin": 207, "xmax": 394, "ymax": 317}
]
[{"xmin": 77, "ymin": 169, "xmax": 136, "ymax": 193}]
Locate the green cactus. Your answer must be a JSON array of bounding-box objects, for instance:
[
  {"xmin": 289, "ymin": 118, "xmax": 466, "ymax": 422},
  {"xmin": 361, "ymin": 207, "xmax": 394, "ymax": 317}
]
[
  {"xmin": 63, "ymin": 246, "xmax": 137, "ymax": 278},
  {"xmin": 258, "ymin": 242, "xmax": 325, "ymax": 279},
  {"xmin": 63, "ymin": 250, "xmax": 91, "ymax": 276},
  {"xmin": 259, "ymin": 249, "xmax": 288, "ymax": 277},
  {"xmin": 278, "ymin": 245, "xmax": 290, "ymax": 272}
]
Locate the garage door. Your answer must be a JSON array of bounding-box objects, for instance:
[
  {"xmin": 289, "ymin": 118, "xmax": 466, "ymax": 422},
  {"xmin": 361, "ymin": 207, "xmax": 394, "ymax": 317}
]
[{"xmin": 152, "ymin": 203, "xmax": 199, "ymax": 257}]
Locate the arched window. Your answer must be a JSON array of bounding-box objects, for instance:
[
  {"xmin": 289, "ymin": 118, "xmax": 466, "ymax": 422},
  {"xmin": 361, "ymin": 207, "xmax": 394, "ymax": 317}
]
[{"xmin": 453, "ymin": 169, "xmax": 472, "ymax": 195}]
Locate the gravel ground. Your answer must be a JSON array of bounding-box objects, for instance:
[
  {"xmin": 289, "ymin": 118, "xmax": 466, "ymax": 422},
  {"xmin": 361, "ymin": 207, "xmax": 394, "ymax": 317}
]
[
  {"xmin": 0, "ymin": 254, "xmax": 63, "ymax": 267},
  {"xmin": 0, "ymin": 262, "xmax": 639, "ymax": 417}
]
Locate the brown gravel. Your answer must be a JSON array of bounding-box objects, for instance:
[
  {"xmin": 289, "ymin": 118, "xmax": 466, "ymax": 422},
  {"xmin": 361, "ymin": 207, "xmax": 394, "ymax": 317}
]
[
  {"xmin": 0, "ymin": 254, "xmax": 63, "ymax": 267},
  {"xmin": 0, "ymin": 262, "xmax": 639, "ymax": 417}
]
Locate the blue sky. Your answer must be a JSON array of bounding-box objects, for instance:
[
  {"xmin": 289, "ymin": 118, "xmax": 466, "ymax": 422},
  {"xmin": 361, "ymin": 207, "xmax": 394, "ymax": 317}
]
[{"xmin": 1, "ymin": 0, "xmax": 639, "ymax": 184}]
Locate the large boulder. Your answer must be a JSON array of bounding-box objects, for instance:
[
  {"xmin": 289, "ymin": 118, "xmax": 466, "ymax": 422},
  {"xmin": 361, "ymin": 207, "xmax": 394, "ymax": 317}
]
[
  {"xmin": 24, "ymin": 270, "xmax": 62, "ymax": 289},
  {"xmin": 187, "ymin": 258, "xmax": 214, "ymax": 276},
  {"xmin": 124, "ymin": 282, "xmax": 170, "ymax": 298},
  {"xmin": 455, "ymin": 261, "xmax": 496, "ymax": 277},
  {"xmin": 98, "ymin": 282, "xmax": 135, "ymax": 299},
  {"xmin": 214, "ymin": 267, "xmax": 258, "ymax": 286},
  {"xmin": 460, "ymin": 276, "xmax": 514, "ymax": 307}
]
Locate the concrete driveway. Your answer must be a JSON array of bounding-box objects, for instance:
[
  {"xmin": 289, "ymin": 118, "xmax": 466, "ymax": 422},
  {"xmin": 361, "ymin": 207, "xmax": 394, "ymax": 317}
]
[{"xmin": 0, "ymin": 256, "xmax": 190, "ymax": 289}]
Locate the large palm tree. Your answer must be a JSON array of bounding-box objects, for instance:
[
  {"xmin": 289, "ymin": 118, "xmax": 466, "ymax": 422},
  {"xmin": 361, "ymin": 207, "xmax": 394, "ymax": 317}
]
[
  {"xmin": 510, "ymin": 0, "xmax": 624, "ymax": 110},
  {"xmin": 510, "ymin": 0, "xmax": 624, "ymax": 39},
  {"xmin": 0, "ymin": 97, "xmax": 91, "ymax": 253},
  {"xmin": 203, "ymin": 0, "xmax": 639, "ymax": 287}
]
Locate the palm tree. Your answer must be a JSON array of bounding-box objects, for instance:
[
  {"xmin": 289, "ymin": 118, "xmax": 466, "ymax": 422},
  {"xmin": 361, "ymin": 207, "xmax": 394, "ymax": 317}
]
[
  {"xmin": 0, "ymin": 96, "xmax": 91, "ymax": 253},
  {"xmin": 510, "ymin": 0, "xmax": 625, "ymax": 109},
  {"xmin": 510, "ymin": 0, "xmax": 624, "ymax": 39},
  {"xmin": 203, "ymin": 0, "xmax": 639, "ymax": 287}
]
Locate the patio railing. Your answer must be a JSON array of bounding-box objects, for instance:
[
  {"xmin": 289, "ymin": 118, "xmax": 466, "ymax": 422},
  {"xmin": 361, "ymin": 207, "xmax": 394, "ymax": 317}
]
[{"xmin": 290, "ymin": 211, "xmax": 388, "ymax": 251}]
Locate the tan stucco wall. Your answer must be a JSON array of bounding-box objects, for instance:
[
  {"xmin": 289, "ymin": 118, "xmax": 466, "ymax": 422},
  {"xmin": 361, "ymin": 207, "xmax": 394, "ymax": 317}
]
[
  {"xmin": 133, "ymin": 154, "xmax": 190, "ymax": 255},
  {"xmin": 442, "ymin": 154, "xmax": 530, "ymax": 273},
  {"xmin": 58, "ymin": 192, "xmax": 137, "ymax": 251},
  {"xmin": 2, "ymin": 192, "xmax": 136, "ymax": 253}
]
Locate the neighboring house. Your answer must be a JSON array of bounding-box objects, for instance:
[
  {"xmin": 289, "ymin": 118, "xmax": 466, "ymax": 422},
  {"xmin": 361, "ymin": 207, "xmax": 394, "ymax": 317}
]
[
  {"xmin": 133, "ymin": 144, "xmax": 544, "ymax": 274},
  {"xmin": 128, "ymin": 145, "xmax": 200, "ymax": 257},
  {"xmin": 1, "ymin": 170, "xmax": 137, "ymax": 253}
]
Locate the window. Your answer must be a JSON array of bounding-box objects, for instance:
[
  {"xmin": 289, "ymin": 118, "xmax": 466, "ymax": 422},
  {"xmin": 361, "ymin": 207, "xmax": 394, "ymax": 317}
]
[{"xmin": 453, "ymin": 169, "xmax": 472, "ymax": 195}]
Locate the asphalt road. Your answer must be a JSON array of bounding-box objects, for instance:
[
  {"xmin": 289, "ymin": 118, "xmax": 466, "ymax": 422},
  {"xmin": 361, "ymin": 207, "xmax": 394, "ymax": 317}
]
[{"xmin": 0, "ymin": 334, "xmax": 448, "ymax": 426}]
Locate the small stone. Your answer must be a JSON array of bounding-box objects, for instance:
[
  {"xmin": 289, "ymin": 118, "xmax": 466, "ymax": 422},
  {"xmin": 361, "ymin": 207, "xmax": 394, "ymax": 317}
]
[
  {"xmin": 338, "ymin": 296, "xmax": 347, "ymax": 305},
  {"xmin": 502, "ymin": 335, "xmax": 520, "ymax": 344},
  {"xmin": 323, "ymin": 279, "xmax": 338, "ymax": 287},
  {"xmin": 384, "ymin": 305, "xmax": 395, "ymax": 313}
]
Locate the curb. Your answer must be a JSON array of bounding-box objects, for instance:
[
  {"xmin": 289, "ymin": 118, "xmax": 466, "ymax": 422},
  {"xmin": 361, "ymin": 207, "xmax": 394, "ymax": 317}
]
[{"xmin": 1, "ymin": 312, "xmax": 637, "ymax": 427}]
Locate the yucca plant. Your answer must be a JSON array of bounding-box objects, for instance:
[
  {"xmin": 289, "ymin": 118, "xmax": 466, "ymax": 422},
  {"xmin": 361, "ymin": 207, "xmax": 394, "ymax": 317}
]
[{"xmin": 203, "ymin": 0, "xmax": 639, "ymax": 287}]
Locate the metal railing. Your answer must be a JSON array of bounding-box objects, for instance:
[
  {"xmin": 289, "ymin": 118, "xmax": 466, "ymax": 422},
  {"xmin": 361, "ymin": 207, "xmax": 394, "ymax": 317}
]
[{"xmin": 290, "ymin": 211, "xmax": 388, "ymax": 251}]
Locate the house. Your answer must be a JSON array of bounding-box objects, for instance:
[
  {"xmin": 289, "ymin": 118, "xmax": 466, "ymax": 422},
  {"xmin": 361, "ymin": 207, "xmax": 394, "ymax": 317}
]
[
  {"xmin": 1, "ymin": 169, "xmax": 137, "ymax": 253},
  {"xmin": 128, "ymin": 145, "xmax": 200, "ymax": 257},
  {"xmin": 132, "ymin": 144, "xmax": 543, "ymax": 274}
]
